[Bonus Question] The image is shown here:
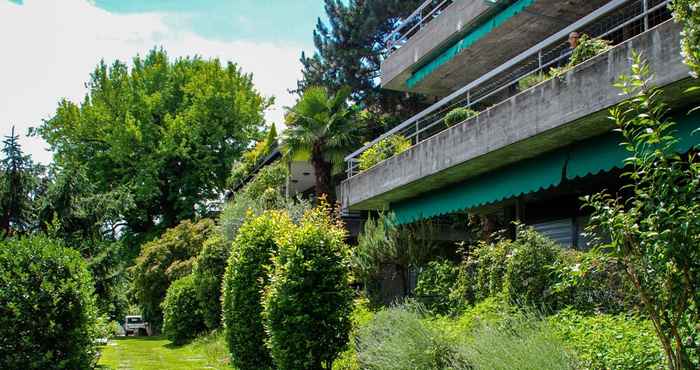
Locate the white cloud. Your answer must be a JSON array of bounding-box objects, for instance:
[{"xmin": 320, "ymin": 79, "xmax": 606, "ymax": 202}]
[{"xmin": 0, "ymin": 0, "xmax": 305, "ymax": 163}]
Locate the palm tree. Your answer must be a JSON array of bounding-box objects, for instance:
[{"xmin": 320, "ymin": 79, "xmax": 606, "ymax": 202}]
[{"xmin": 283, "ymin": 86, "xmax": 358, "ymax": 203}]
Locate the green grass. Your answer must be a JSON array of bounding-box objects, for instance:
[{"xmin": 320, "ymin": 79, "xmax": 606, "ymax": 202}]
[{"xmin": 98, "ymin": 332, "xmax": 233, "ymax": 369}]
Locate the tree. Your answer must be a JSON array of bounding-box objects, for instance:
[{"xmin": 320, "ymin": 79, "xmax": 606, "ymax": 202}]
[
  {"xmin": 0, "ymin": 126, "xmax": 39, "ymax": 235},
  {"xmin": 584, "ymin": 54, "xmax": 700, "ymax": 369},
  {"xmin": 298, "ymin": 0, "xmax": 427, "ymax": 127},
  {"xmin": 38, "ymin": 48, "xmax": 271, "ymax": 237},
  {"xmin": 283, "ymin": 86, "xmax": 359, "ymax": 202}
]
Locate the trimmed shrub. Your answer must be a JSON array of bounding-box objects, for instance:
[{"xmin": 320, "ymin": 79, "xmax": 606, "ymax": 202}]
[
  {"xmin": 358, "ymin": 135, "xmax": 411, "ymax": 171},
  {"xmin": 263, "ymin": 206, "xmax": 354, "ymax": 370},
  {"xmin": 503, "ymin": 227, "xmax": 562, "ymax": 308},
  {"xmin": 222, "ymin": 210, "xmax": 293, "ymax": 370},
  {"xmin": 0, "ymin": 237, "xmax": 98, "ymax": 369},
  {"xmin": 550, "ymin": 309, "xmax": 665, "ymax": 369},
  {"xmin": 131, "ymin": 219, "xmax": 215, "ymax": 329},
  {"xmin": 161, "ymin": 275, "xmax": 206, "ymax": 345},
  {"xmin": 414, "ymin": 260, "xmax": 460, "ymax": 315},
  {"xmin": 444, "ymin": 107, "xmax": 477, "ymax": 127},
  {"xmin": 192, "ymin": 234, "xmax": 230, "ymax": 330}
]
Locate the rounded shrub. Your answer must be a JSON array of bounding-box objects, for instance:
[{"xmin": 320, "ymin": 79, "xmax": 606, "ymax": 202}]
[
  {"xmin": 222, "ymin": 210, "xmax": 293, "ymax": 370},
  {"xmin": 161, "ymin": 274, "xmax": 206, "ymax": 345},
  {"xmin": 0, "ymin": 237, "xmax": 98, "ymax": 369},
  {"xmin": 192, "ymin": 234, "xmax": 230, "ymax": 330},
  {"xmin": 444, "ymin": 107, "xmax": 477, "ymax": 127},
  {"xmin": 504, "ymin": 227, "xmax": 562, "ymax": 308},
  {"xmin": 263, "ymin": 206, "xmax": 354, "ymax": 370}
]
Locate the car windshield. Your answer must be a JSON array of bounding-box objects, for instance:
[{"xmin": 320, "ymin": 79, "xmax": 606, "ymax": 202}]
[{"xmin": 127, "ymin": 318, "xmax": 143, "ymax": 324}]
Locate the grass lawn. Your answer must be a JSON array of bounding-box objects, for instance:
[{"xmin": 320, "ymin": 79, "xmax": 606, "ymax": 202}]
[{"xmin": 98, "ymin": 332, "xmax": 232, "ymax": 369}]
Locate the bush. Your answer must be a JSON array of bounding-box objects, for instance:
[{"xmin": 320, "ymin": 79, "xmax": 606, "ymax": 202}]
[
  {"xmin": 131, "ymin": 219, "xmax": 215, "ymax": 329},
  {"xmin": 222, "ymin": 210, "xmax": 293, "ymax": 370},
  {"xmin": 192, "ymin": 234, "xmax": 230, "ymax": 330},
  {"xmin": 472, "ymin": 239, "xmax": 511, "ymax": 301},
  {"xmin": 161, "ymin": 275, "xmax": 206, "ymax": 345},
  {"xmin": 414, "ymin": 260, "xmax": 460, "ymax": 315},
  {"xmin": 567, "ymin": 34, "xmax": 611, "ymax": 68},
  {"xmin": 444, "ymin": 107, "xmax": 477, "ymax": 127},
  {"xmin": 263, "ymin": 205, "xmax": 354, "ymax": 370},
  {"xmin": 518, "ymin": 72, "xmax": 550, "ymax": 90},
  {"xmin": 239, "ymin": 161, "xmax": 288, "ymax": 200},
  {"xmin": 0, "ymin": 237, "xmax": 98, "ymax": 369},
  {"xmin": 503, "ymin": 227, "xmax": 562, "ymax": 308},
  {"xmin": 551, "ymin": 250, "xmax": 638, "ymax": 314},
  {"xmin": 332, "ymin": 298, "xmax": 375, "ymax": 370},
  {"xmin": 358, "ymin": 135, "xmax": 411, "ymax": 171},
  {"xmin": 356, "ymin": 305, "xmax": 460, "ymax": 370},
  {"xmin": 550, "ymin": 309, "xmax": 665, "ymax": 369}
]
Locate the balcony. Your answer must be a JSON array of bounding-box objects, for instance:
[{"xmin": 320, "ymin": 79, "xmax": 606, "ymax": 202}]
[
  {"xmin": 342, "ymin": 19, "xmax": 696, "ymax": 213},
  {"xmin": 382, "ymin": 0, "xmax": 611, "ymax": 97}
]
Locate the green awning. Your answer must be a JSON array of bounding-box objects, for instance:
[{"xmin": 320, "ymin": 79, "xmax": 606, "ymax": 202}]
[
  {"xmin": 406, "ymin": 0, "xmax": 536, "ymax": 89},
  {"xmin": 392, "ymin": 112, "xmax": 699, "ymax": 224}
]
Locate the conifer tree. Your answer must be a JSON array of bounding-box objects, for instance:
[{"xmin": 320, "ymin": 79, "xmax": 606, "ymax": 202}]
[{"xmin": 0, "ymin": 126, "xmax": 36, "ymax": 235}]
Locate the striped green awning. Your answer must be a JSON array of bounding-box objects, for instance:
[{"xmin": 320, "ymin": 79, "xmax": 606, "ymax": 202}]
[{"xmin": 392, "ymin": 112, "xmax": 699, "ymax": 224}]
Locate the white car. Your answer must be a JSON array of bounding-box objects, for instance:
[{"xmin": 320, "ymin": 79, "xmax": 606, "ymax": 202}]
[{"xmin": 123, "ymin": 315, "xmax": 150, "ymax": 336}]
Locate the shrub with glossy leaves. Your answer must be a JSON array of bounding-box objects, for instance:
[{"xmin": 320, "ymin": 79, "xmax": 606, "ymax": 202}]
[
  {"xmin": 131, "ymin": 219, "xmax": 215, "ymax": 329},
  {"xmin": 444, "ymin": 107, "xmax": 477, "ymax": 127},
  {"xmin": 222, "ymin": 210, "xmax": 293, "ymax": 370},
  {"xmin": 358, "ymin": 135, "xmax": 411, "ymax": 171},
  {"xmin": 0, "ymin": 237, "xmax": 98, "ymax": 369},
  {"xmin": 414, "ymin": 260, "xmax": 460, "ymax": 315},
  {"xmin": 162, "ymin": 275, "xmax": 206, "ymax": 345},
  {"xmin": 192, "ymin": 234, "xmax": 230, "ymax": 330},
  {"xmin": 503, "ymin": 227, "xmax": 561, "ymax": 308},
  {"xmin": 263, "ymin": 205, "xmax": 354, "ymax": 370}
]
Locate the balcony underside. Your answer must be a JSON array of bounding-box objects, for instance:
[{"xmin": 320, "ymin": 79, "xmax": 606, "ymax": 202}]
[
  {"xmin": 382, "ymin": 0, "xmax": 610, "ymax": 97},
  {"xmin": 343, "ymin": 21, "xmax": 696, "ymax": 213}
]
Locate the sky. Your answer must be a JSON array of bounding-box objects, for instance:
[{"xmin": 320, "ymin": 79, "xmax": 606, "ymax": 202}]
[{"xmin": 0, "ymin": 0, "xmax": 326, "ymax": 163}]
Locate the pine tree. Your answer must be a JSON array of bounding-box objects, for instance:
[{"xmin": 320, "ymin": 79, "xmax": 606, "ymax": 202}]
[
  {"xmin": 0, "ymin": 126, "xmax": 36, "ymax": 235},
  {"xmin": 297, "ymin": 0, "xmax": 428, "ymax": 130}
]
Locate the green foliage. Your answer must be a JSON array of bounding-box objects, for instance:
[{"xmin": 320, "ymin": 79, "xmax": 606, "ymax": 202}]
[
  {"xmin": 227, "ymin": 125, "xmax": 279, "ymax": 190},
  {"xmin": 238, "ymin": 161, "xmax": 288, "ymax": 200},
  {"xmin": 567, "ymin": 34, "xmax": 611, "ymax": 67},
  {"xmin": 518, "ymin": 72, "xmax": 550, "ymax": 90},
  {"xmin": 0, "ymin": 126, "xmax": 40, "ymax": 235},
  {"xmin": 332, "ymin": 299, "xmax": 375, "ymax": 370},
  {"xmin": 222, "ymin": 211, "xmax": 293, "ymax": 370},
  {"xmin": 131, "ymin": 219, "xmax": 215, "ymax": 329},
  {"xmin": 351, "ymin": 213, "xmax": 441, "ymax": 300},
  {"xmin": 551, "ymin": 250, "xmax": 638, "ymax": 314},
  {"xmin": 298, "ymin": 0, "xmax": 427, "ymax": 125},
  {"xmin": 414, "ymin": 260, "xmax": 460, "ymax": 315},
  {"xmin": 584, "ymin": 54, "xmax": 700, "ymax": 368},
  {"xmin": 284, "ymin": 86, "xmax": 359, "ymax": 200},
  {"xmin": 263, "ymin": 205, "xmax": 353, "ymax": 370},
  {"xmin": 356, "ymin": 306, "xmax": 461, "ymax": 370},
  {"xmin": 472, "ymin": 239, "xmax": 511, "ymax": 301},
  {"xmin": 444, "ymin": 107, "xmax": 477, "ymax": 127},
  {"xmin": 671, "ymin": 0, "xmax": 700, "ymax": 76},
  {"xmin": 39, "ymin": 48, "xmax": 270, "ymax": 232},
  {"xmin": 191, "ymin": 234, "xmax": 230, "ymax": 330},
  {"xmin": 95, "ymin": 314, "xmax": 122, "ymax": 339},
  {"xmin": 358, "ymin": 135, "xmax": 411, "ymax": 171},
  {"xmin": 503, "ymin": 227, "xmax": 561, "ymax": 308},
  {"xmin": 161, "ymin": 275, "xmax": 206, "ymax": 345},
  {"xmin": 550, "ymin": 309, "xmax": 665, "ymax": 369},
  {"xmin": 0, "ymin": 237, "xmax": 98, "ymax": 369}
]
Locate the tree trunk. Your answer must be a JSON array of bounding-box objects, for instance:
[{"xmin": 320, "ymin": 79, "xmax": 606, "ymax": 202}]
[{"xmin": 311, "ymin": 148, "xmax": 335, "ymax": 204}]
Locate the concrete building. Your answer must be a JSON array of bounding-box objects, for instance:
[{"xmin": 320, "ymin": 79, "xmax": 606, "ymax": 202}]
[{"xmin": 342, "ymin": 0, "xmax": 699, "ymax": 247}]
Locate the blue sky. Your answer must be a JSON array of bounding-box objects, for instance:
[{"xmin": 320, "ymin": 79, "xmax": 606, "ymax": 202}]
[{"xmin": 0, "ymin": 0, "xmax": 327, "ymax": 163}]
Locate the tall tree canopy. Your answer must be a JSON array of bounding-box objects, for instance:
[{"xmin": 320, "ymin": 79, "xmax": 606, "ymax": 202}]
[
  {"xmin": 0, "ymin": 127, "xmax": 40, "ymax": 235},
  {"xmin": 297, "ymin": 0, "xmax": 427, "ymax": 127},
  {"xmin": 39, "ymin": 49, "xmax": 271, "ymax": 235}
]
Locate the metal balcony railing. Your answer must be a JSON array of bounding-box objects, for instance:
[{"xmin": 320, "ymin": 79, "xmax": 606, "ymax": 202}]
[
  {"xmin": 347, "ymin": 0, "xmax": 672, "ymax": 177},
  {"xmin": 385, "ymin": 0, "xmax": 455, "ymax": 55}
]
